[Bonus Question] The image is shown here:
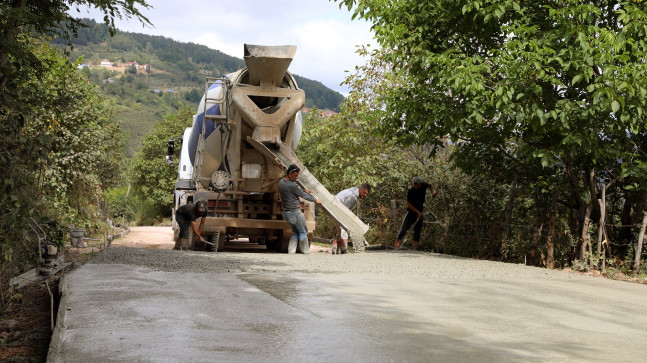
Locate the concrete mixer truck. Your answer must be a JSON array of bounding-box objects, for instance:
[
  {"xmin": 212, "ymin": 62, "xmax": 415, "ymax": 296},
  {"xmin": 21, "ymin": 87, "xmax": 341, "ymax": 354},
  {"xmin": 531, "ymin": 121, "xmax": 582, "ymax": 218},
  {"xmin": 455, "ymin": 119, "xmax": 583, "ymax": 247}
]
[{"xmin": 169, "ymin": 44, "xmax": 368, "ymax": 252}]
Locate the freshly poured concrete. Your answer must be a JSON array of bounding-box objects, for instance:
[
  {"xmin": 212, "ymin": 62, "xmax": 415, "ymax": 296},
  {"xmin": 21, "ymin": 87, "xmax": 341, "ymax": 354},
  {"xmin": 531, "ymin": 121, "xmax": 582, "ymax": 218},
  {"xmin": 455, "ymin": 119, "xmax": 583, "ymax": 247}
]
[{"xmin": 48, "ymin": 247, "xmax": 647, "ymax": 362}]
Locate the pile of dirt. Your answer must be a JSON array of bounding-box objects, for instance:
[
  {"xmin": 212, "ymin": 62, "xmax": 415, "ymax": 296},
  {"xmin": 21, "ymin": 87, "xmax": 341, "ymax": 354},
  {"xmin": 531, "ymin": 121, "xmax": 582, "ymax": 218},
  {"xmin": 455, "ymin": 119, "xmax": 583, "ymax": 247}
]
[{"xmin": 0, "ymin": 280, "xmax": 58, "ymax": 362}]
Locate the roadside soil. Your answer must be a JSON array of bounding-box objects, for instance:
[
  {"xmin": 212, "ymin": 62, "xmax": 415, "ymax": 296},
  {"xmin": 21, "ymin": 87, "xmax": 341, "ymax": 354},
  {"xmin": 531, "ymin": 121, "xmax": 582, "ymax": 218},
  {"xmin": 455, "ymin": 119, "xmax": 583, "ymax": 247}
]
[{"xmin": 0, "ymin": 250, "xmax": 93, "ymax": 363}]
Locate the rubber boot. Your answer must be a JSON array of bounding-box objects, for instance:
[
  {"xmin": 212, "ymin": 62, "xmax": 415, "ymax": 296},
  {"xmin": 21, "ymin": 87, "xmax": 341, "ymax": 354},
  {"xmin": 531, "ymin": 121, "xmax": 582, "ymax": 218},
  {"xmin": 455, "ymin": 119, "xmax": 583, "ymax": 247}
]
[
  {"xmin": 412, "ymin": 241, "xmax": 420, "ymax": 251},
  {"xmin": 173, "ymin": 237, "xmax": 182, "ymax": 250},
  {"xmin": 299, "ymin": 239, "xmax": 310, "ymax": 254},
  {"xmin": 287, "ymin": 238, "xmax": 298, "ymax": 254},
  {"xmin": 180, "ymin": 238, "xmax": 190, "ymax": 251},
  {"xmin": 338, "ymin": 240, "xmax": 348, "ymax": 255},
  {"xmin": 395, "ymin": 239, "xmax": 402, "ymax": 249},
  {"xmin": 331, "ymin": 240, "xmax": 337, "ymax": 254}
]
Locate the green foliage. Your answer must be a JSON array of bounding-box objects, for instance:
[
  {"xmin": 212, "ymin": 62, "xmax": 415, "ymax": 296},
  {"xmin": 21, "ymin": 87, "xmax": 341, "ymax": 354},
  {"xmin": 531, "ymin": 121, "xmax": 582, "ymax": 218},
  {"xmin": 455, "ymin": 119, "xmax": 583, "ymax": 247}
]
[
  {"xmin": 298, "ymin": 102, "xmax": 510, "ymax": 256},
  {"xmin": 104, "ymin": 186, "xmax": 136, "ymax": 221},
  {"xmin": 130, "ymin": 107, "xmax": 193, "ymax": 222},
  {"xmin": 336, "ymin": 0, "xmax": 647, "ymax": 268},
  {"xmin": 0, "ymin": 38, "xmax": 128, "ymax": 302},
  {"xmin": 0, "ymin": 0, "xmax": 151, "ymax": 305}
]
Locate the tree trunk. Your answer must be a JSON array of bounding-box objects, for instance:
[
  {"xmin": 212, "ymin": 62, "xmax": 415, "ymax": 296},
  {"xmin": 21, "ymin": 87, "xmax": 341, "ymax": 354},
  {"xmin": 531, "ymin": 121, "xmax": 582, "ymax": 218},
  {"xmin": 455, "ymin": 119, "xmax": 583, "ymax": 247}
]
[
  {"xmin": 390, "ymin": 199, "xmax": 397, "ymax": 232},
  {"xmin": 501, "ymin": 173, "xmax": 518, "ymax": 255},
  {"xmin": 546, "ymin": 188, "xmax": 557, "ymax": 269},
  {"xmin": 577, "ymin": 169, "xmax": 595, "ymax": 266},
  {"xmin": 597, "ymin": 197, "xmax": 606, "ymax": 270},
  {"xmin": 597, "ymin": 197, "xmax": 604, "ymax": 256},
  {"xmin": 564, "ymin": 158, "xmax": 584, "ymax": 257},
  {"xmin": 440, "ymin": 207, "xmax": 451, "ymax": 253},
  {"xmin": 596, "ymin": 179, "xmax": 614, "ymax": 270},
  {"xmin": 472, "ymin": 200, "xmax": 481, "ymax": 253},
  {"xmin": 618, "ymin": 190, "xmax": 647, "ymax": 259},
  {"xmin": 633, "ymin": 212, "xmax": 647, "ymax": 273},
  {"xmin": 529, "ymin": 219, "xmax": 543, "ymax": 267},
  {"xmin": 580, "ymin": 205, "xmax": 592, "ymax": 263}
]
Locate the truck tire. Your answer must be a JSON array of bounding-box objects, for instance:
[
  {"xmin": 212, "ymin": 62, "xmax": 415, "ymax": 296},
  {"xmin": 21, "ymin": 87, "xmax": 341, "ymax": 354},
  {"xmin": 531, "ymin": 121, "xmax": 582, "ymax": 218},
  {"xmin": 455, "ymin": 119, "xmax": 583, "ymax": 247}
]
[
  {"xmin": 189, "ymin": 230, "xmax": 208, "ymax": 251},
  {"xmin": 207, "ymin": 230, "xmax": 225, "ymax": 252},
  {"xmin": 278, "ymin": 229, "xmax": 292, "ymax": 253}
]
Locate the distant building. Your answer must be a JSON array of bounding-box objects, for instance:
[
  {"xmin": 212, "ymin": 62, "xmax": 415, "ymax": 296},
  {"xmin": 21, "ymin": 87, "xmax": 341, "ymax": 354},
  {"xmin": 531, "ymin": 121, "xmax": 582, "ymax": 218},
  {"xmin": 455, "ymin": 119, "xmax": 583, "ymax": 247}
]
[
  {"xmin": 300, "ymin": 107, "xmax": 336, "ymax": 117},
  {"xmin": 100, "ymin": 59, "xmax": 112, "ymax": 67},
  {"xmin": 142, "ymin": 64, "xmax": 151, "ymax": 72},
  {"xmin": 77, "ymin": 64, "xmax": 89, "ymax": 69},
  {"xmin": 126, "ymin": 61, "xmax": 139, "ymax": 69},
  {"xmin": 102, "ymin": 78, "xmax": 115, "ymax": 84}
]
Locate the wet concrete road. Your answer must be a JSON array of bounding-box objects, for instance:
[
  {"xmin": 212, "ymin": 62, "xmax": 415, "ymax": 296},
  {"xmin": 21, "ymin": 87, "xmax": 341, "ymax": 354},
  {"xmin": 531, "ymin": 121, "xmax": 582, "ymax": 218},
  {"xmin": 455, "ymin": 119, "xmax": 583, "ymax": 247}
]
[{"xmin": 48, "ymin": 263, "xmax": 647, "ymax": 362}]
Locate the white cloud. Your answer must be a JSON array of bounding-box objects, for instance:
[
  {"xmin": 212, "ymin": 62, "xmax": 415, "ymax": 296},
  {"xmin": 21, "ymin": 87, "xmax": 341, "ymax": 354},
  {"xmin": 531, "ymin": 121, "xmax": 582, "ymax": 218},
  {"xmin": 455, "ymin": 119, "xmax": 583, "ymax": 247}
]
[{"xmin": 193, "ymin": 33, "xmax": 241, "ymax": 59}]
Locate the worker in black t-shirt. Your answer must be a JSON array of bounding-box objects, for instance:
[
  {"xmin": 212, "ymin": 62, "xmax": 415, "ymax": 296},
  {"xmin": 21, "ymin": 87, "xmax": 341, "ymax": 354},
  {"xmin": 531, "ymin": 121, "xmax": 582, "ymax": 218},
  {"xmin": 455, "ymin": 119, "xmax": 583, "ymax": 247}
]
[
  {"xmin": 174, "ymin": 201, "xmax": 208, "ymax": 250},
  {"xmin": 395, "ymin": 176, "xmax": 437, "ymax": 250}
]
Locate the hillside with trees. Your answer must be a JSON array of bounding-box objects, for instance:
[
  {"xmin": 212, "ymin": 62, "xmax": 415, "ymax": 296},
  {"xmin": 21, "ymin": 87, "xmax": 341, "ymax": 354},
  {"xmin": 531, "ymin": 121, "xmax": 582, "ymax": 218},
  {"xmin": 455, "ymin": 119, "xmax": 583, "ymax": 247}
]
[{"xmin": 52, "ymin": 19, "xmax": 344, "ymax": 155}]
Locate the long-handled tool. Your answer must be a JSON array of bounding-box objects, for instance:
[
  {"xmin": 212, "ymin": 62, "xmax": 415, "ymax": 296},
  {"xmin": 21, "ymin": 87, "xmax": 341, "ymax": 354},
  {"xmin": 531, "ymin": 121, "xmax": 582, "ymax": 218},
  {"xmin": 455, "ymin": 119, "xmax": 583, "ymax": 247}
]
[{"xmin": 398, "ymin": 212, "xmax": 424, "ymax": 250}]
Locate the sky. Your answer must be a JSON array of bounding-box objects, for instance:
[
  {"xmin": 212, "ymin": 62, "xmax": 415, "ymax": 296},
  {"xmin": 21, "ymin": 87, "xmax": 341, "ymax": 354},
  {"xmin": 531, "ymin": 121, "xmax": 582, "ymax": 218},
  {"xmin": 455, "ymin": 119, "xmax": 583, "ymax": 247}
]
[{"xmin": 72, "ymin": 0, "xmax": 375, "ymax": 95}]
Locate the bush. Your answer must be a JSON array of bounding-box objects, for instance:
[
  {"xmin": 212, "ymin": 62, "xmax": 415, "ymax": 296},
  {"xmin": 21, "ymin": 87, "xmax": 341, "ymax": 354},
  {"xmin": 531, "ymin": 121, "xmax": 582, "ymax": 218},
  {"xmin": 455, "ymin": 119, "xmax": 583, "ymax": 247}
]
[{"xmin": 104, "ymin": 186, "xmax": 136, "ymax": 222}]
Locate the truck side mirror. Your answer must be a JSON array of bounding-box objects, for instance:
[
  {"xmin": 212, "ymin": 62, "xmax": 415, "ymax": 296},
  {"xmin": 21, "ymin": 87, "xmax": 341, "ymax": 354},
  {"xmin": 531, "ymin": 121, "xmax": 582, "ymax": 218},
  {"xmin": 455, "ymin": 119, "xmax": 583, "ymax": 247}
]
[{"xmin": 167, "ymin": 139, "xmax": 175, "ymax": 156}]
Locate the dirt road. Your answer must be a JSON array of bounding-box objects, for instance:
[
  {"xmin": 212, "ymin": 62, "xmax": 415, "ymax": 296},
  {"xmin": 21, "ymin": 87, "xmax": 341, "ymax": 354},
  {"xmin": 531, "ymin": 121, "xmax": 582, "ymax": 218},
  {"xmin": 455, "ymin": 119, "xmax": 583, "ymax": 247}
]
[
  {"xmin": 109, "ymin": 226, "xmax": 175, "ymax": 249},
  {"xmin": 109, "ymin": 225, "xmax": 330, "ymax": 253},
  {"xmin": 48, "ymin": 226, "xmax": 647, "ymax": 362}
]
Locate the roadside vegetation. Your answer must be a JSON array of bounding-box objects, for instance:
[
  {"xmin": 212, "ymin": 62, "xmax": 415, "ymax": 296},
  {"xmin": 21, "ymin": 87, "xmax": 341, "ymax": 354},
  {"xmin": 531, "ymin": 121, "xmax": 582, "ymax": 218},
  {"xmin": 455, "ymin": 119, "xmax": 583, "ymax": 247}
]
[
  {"xmin": 327, "ymin": 0, "xmax": 647, "ymax": 275},
  {"xmin": 0, "ymin": 0, "xmax": 151, "ymax": 308}
]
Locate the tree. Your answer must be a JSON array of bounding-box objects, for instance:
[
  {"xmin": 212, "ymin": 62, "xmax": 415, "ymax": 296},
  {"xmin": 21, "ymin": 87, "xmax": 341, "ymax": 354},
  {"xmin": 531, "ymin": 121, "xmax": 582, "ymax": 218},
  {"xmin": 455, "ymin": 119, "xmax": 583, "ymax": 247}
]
[
  {"xmin": 337, "ymin": 0, "xmax": 647, "ymax": 267},
  {"xmin": 130, "ymin": 107, "xmax": 193, "ymax": 223},
  {"xmin": 0, "ymin": 39, "xmax": 128, "ymax": 302},
  {"xmin": 0, "ymin": 0, "xmax": 148, "ymax": 303}
]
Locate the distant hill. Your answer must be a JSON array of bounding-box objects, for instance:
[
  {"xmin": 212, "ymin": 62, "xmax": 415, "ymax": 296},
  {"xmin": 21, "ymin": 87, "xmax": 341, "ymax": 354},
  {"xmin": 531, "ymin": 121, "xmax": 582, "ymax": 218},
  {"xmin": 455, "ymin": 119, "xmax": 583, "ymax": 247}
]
[{"xmin": 53, "ymin": 19, "xmax": 344, "ymax": 156}]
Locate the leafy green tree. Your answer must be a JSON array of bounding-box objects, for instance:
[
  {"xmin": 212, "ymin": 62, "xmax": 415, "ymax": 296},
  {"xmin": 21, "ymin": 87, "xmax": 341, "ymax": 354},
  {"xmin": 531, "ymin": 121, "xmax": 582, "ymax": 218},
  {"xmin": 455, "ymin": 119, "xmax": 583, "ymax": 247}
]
[
  {"xmin": 0, "ymin": 39, "xmax": 128, "ymax": 300},
  {"xmin": 0, "ymin": 0, "xmax": 149, "ymax": 302},
  {"xmin": 104, "ymin": 186, "xmax": 136, "ymax": 222},
  {"xmin": 130, "ymin": 107, "xmax": 193, "ymax": 223},
  {"xmin": 185, "ymin": 88, "xmax": 203, "ymax": 103},
  {"xmin": 337, "ymin": 0, "xmax": 647, "ymax": 267}
]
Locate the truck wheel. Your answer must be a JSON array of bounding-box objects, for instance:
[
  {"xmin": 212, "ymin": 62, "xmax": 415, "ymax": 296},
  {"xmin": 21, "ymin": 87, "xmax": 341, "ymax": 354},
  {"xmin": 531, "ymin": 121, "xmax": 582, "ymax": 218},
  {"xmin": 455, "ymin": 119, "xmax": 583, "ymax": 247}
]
[
  {"xmin": 207, "ymin": 230, "xmax": 225, "ymax": 252},
  {"xmin": 266, "ymin": 238, "xmax": 279, "ymax": 251},
  {"xmin": 278, "ymin": 229, "xmax": 292, "ymax": 253},
  {"xmin": 189, "ymin": 233, "xmax": 207, "ymax": 251}
]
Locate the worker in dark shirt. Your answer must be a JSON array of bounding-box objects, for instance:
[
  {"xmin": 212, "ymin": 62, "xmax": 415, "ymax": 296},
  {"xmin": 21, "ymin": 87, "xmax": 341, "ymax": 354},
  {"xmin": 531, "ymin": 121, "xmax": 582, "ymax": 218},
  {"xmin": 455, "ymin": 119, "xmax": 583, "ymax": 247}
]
[
  {"xmin": 395, "ymin": 176, "xmax": 437, "ymax": 250},
  {"xmin": 174, "ymin": 201, "xmax": 208, "ymax": 250},
  {"xmin": 278, "ymin": 164, "xmax": 321, "ymax": 254}
]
